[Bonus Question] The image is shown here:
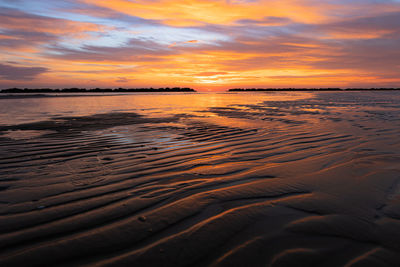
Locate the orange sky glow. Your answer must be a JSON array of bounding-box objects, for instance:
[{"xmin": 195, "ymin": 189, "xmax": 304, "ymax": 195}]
[{"xmin": 1, "ymin": 0, "xmax": 400, "ymax": 91}]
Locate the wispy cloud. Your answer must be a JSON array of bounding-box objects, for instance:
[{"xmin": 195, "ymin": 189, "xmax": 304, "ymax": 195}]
[{"xmin": 0, "ymin": 63, "xmax": 48, "ymax": 80}]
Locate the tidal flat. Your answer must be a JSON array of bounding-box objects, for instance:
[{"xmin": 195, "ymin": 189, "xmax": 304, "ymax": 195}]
[{"xmin": 1, "ymin": 91, "xmax": 400, "ymax": 266}]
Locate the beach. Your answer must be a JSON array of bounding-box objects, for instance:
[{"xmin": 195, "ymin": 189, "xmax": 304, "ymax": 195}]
[{"xmin": 1, "ymin": 91, "xmax": 400, "ymax": 266}]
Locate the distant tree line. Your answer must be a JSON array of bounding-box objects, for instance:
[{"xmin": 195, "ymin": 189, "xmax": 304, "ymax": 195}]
[
  {"xmin": 228, "ymin": 88, "xmax": 400, "ymax": 91},
  {"xmin": 0, "ymin": 87, "xmax": 196, "ymax": 93}
]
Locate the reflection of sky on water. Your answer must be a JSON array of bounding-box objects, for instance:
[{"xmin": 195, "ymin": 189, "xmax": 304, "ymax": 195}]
[
  {"xmin": 0, "ymin": 92, "xmax": 312, "ymax": 126},
  {"xmin": 90, "ymin": 125, "xmax": 192, "ymax": 149},
  {"xmin": 2, "ymin": 92, "xmax": 400, "ymax": 142}
]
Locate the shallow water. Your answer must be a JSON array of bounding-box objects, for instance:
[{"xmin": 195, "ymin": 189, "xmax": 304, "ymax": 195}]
[
  {"xmin": 0, "ymin": 92, "xmax": 311, "ymax": 126},
  {"xmin": 1, "ymin": 91, "xmax": 400, "ymax": 266}
]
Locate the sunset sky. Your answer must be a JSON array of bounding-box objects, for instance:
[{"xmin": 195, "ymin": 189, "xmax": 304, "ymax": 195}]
[{"xmin": 1, "ymin": 0, "xmax": 400, "ymax": 91}]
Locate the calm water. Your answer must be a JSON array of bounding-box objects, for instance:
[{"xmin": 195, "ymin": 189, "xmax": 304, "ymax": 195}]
[
  {"xmin": 1, "ymin": 91, "xmax": 400, "ymax": 136},
  {"xmin": 0, "ymin": 92, "xmax": 311, "ymax": 126}
]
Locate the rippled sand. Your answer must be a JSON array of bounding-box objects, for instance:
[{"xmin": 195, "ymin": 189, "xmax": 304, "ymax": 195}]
[{"xmin": 1, "ymin": 91, "xmax": 400, "ymax": 266}]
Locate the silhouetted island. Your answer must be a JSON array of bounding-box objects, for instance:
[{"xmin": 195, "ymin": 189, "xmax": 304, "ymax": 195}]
[
  {"xmin": 0, "ymin": 87, "xmax": 196, "ymax": 93},
  {"xmin": 228, "ymin": 88, "xmax": 400, "ymax": 91}
]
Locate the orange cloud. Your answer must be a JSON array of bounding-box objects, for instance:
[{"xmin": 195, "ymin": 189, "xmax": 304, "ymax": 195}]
[{"xmin": 83, "ymin": 0, "xmax": 330, "ymax": 26}]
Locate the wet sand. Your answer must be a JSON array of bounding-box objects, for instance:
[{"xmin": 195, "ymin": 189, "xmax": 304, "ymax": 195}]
[{"xmin": 1, "ymin": 92, "xmax": 400, "ymax": 266}]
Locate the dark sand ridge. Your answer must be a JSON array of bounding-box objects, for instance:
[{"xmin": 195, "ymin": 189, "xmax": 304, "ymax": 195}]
[
  {"xmin": 0, "ymin": 112, "xmax": 181, "ymax": 133},
  {"xmin": 1, "ymin": 92, "xmax": 400, "ymax": 266}
]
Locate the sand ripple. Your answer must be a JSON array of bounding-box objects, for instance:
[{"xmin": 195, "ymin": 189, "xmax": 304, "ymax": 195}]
[{"xmin": 1, "ymin": 92, "xmax": 400, "ymax": 266}]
